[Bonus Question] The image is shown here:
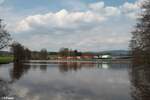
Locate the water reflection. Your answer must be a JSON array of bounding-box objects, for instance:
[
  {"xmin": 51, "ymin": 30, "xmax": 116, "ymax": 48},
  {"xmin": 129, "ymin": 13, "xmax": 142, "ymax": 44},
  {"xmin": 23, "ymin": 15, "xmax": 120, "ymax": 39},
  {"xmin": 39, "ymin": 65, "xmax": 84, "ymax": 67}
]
[
  {"xmin": 58, "ymin": 62, "xmax": 95, "ymax": 73},
  {"xmin": 10, "ymin": 62, "xmax": 30, "ymax": 82},
  {"xmin": 58, "ymin": 62, "xmax": 128, "ymax": 73},
  {"xmin": 130, "ymin": 64, "xmax": 150, "ymax": 100},
  {"xmin": 39, "ymin": 62, "xmax": 47, "ymax": 72},
  {"xmin": 97, "ymin": 63, "xmax": 110, "ymax": 69},
  {"xmin": 8, "ymin": 61, "xmax": 131, "ymax": 81},
  {"xmin": 0, "ymin": 61, "xmax": 132, "ymax": 100}
]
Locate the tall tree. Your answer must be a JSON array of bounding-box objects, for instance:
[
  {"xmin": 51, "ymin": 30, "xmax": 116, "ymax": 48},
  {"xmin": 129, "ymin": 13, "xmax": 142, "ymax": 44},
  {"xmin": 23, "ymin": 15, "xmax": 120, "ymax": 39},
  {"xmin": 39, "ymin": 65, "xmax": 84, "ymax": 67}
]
[
  {"xmin": 130, "ymin": 0, "xmax": 150, "ymax": 64},
  {"xmin": 0, "ymin": 19, "xmax": 11, "ymax": 49},
  {"xmin": 11, "ymin": 42, "xmax": 31, "ymax": 62},
  {"xmin": 11, "ymin": 42, "xmax": 25, "ymax": 62},
  {"xmin": 24, "ymin": 48, "xmax": 31, "ymax": 60},
  {"xmin": 40, "ymin": 48, "xmax": 48, "ymax": 60}
]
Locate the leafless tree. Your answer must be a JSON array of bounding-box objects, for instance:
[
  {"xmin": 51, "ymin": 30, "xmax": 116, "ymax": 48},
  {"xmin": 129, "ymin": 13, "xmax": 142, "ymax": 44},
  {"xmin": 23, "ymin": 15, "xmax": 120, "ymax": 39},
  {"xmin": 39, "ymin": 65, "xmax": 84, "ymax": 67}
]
[
  {"xmin": 0, "ymin": 19, "xmax": 11, "ymax": 49},
  {"xmin": 130, "ymin": 0, "xmax": 150, "ymax": 64}
]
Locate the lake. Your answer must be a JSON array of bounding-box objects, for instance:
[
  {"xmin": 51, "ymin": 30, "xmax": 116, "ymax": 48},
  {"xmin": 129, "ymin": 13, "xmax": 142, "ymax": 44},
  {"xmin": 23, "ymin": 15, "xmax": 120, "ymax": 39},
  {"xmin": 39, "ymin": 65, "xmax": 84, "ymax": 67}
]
[{"xmin": 0, "ymin": 61, "xmax": 149, "ymax": 100}]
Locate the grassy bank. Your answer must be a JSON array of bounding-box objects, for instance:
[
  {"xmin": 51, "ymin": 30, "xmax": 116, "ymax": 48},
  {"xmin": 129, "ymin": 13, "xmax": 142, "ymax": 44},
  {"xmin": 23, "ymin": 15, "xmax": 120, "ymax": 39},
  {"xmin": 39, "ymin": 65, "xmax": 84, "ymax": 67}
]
[{"xmin": 0, "ymin": 56, "xmax": 13, "ymax": 64}]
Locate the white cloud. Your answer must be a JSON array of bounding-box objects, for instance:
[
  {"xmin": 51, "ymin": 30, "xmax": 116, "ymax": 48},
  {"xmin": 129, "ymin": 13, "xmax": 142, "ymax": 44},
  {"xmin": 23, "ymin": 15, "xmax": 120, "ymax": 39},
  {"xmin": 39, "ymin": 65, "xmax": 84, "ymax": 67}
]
[
  {"xmin": 120, "ymin": 0, "xmax": 144, "ymax": 19},
  {"xmin": 121, "ymin": 2, "xmax": 139, "ymax": 13},
  {"xmin": 89, "ymin": 1, "xmax": 120, "ymax": 16},
  {"xmin": 14, "ymin": 2, "xmax": 125, "ymax": 33},
  {"xmin": 14, "ymin": 9, "xmax": 106, "ymax": 33},
  {"xmin": 88, "ymin": 0, "xmax": 143, "ymax": 19},
  {"xmin": 105, "ymin": 7, "xmax": 120, "ymax": 16},
  {"xmin": 89, "ymin": 2, "xmax": 105, "ymax": 11},
  {"xmin": 125, "ymin": 12, "xmax": 138, "ymax": 19}
]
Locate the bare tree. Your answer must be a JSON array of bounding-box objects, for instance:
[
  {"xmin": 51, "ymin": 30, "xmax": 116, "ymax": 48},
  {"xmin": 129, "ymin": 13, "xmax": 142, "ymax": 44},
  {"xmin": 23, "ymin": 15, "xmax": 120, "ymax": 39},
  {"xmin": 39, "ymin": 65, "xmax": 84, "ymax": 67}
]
[
  {"xmin": 0, "ymin": 19, "xmax": 11, "ymax": 49},
  {"xmin": 130, "ymin": 0, "xmax": 150, "ymax": 64}
]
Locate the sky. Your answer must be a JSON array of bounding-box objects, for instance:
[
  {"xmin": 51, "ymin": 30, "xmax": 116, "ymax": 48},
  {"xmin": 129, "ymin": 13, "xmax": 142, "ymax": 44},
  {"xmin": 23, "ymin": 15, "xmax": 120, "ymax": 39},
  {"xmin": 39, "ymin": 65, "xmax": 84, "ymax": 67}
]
[{"xmin": 0, "ymin": 0, "xmax": 143, "ymax": 51}]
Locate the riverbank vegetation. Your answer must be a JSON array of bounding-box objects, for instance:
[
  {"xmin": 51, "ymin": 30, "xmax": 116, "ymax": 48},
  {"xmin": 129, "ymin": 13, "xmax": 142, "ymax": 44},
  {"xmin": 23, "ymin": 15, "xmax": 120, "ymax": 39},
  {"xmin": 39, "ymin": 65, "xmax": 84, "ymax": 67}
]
[{"xmin": 0, "ymin": 56, "xmax": 13, "ymax": 64}]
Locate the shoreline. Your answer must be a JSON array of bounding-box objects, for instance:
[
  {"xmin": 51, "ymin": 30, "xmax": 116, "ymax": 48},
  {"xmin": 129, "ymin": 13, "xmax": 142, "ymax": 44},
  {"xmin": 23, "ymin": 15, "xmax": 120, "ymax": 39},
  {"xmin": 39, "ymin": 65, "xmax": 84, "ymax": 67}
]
[{"xmin": 24, "ymin": 59, "xmax": 131, "ymax": 64}]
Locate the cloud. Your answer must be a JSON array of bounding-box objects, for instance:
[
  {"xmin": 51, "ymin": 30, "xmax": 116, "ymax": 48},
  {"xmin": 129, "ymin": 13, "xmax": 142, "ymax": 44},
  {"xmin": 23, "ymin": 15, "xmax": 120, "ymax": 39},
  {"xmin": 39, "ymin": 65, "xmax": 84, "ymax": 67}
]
[
  {"xmin": 120, "ymin": 0, "xmax": 143, "ymax": 19},
  {"xmin": 6, "ymin": 0, "xmax": 143, "ymax": 51},
  {"xmin": 89, "ymin": 1, "xmax": 121, "ymax": 16},
  {"xmin": 14, "ymin": 1, "xmax": 124, "ymax": 33},
  {"xmin": 14, "ymin": 9, "xmax": 106, "ymax": 33},
  {"xmin": 121, "ymin": 2, "xmax": 139, "ymax": 13},
  {"xmin": 14, "ymin": 23, "xmax": 132, "ymax": 51},
  {"xmin": 89, "ymin": 2, "xmax": 105, "ymax": 11},
  {"xmin": 88, "ymin": 0, "xmax": 143, "ymax": 19},
  {"xmin": 14, "ymin": 0, "xmax": 141, "ymax": 34}
]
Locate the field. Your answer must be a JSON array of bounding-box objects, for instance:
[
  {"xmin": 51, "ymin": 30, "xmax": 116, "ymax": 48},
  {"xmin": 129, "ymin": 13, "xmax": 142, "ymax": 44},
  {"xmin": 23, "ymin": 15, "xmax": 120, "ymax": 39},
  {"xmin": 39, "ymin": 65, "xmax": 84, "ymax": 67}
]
[{"xmin": 0, "ymin": 56, "xmax": 13, "ymax": 64}]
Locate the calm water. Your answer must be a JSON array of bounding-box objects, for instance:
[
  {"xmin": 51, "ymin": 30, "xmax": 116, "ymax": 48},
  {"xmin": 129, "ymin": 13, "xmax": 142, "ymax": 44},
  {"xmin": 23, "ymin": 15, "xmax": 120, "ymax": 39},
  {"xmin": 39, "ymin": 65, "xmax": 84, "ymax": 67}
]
[{"xmin": 0, "ymin": 61, "xmax": 149, "ymax": 100}]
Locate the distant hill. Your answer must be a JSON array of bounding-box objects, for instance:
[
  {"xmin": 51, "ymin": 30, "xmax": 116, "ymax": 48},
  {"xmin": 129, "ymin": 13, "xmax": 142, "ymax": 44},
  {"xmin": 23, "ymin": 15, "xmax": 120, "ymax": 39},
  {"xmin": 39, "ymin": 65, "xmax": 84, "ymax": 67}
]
[
  {"xmin": 82, "ymin": 50, "xmax": 131, "ymax": 56},
  {"xmin": 98, "ymin": 50, "xmax": 131, "ymax": 56}
]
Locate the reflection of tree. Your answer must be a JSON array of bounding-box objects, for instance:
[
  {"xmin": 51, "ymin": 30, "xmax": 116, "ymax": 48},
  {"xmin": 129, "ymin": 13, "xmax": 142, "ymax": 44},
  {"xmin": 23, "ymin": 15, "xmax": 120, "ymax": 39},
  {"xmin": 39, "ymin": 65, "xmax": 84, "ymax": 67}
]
[
  {"xmin": 10, "ymin": 62, "xmax": 30, "ymax": 82},
  {"xmin": 130, "ymin": 64, "xmax": 150, "ymax": 100},
  {"xmin": 58, "ymin": 62, "xmax": 95, "ymax": 73},
  {"xmin": 39, "ymin": 62, "xmax": 47, "ymax": 72}
]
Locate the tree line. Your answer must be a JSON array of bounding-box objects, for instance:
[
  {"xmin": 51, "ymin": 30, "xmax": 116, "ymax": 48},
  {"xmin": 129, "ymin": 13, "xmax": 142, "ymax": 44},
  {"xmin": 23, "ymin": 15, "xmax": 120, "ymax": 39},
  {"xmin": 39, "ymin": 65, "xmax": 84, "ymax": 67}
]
[
  {"xmin": 11, "ymin": 44, "xmax": 83, "ymax": 62},
  {"xmin": 11, "ymin": 42, "xmax": 49, "ymax": 62}
]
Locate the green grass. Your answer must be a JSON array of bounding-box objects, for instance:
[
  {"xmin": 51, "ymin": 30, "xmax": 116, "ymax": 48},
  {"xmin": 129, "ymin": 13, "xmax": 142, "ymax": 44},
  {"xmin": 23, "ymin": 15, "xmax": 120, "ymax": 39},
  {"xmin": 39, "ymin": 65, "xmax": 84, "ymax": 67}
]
[{"xmin": 0, "ymin": 56, "xmax": 13, "ymax": 64}]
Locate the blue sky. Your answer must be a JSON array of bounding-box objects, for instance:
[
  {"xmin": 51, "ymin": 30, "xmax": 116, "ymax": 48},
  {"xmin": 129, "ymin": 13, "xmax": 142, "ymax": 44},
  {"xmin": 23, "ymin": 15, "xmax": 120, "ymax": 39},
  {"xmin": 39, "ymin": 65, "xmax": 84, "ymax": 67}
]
[
  {"xmin": 0, "ymin": 0, "xmax": 141, "ymax": 51},
  {"xmin": 2, "ymin": 0, "xmax": 136, "ymax": 12}
]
